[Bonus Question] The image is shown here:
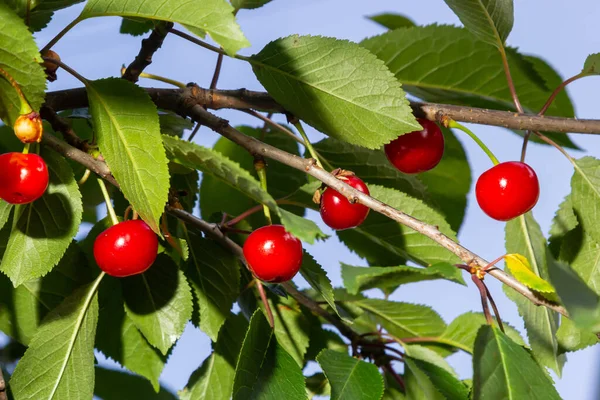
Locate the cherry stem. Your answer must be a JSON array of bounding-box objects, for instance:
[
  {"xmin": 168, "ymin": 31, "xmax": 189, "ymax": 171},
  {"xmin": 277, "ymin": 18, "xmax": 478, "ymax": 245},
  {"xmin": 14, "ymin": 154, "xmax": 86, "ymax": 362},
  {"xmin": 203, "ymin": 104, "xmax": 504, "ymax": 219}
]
[
  {"xmin": 0, "ymin": 67, "xmax": 32, "ymax": 115},
  {"xmin": 482, "ymin": 254, "xmax": 506, "ymax": 271},
  {"xmin": 539, "ymin": 72, "xmax": 588, "ymax": 116},
  {"xmin": 225, "ymin": 199, "xmax": 305, "ymax": 228},
  {"xmin": 471, "ymin": 274, "xmax": 495, "ymax": 327},
  {"xmin": 447, "ymin": 119, "xmax": 500, "ymax": 166},
  {"xmin": 382, "ymin": 364, "xmax": 405, "ymax": 390},
  {"xmin": 42, "ymin": 57, "xmax": 88, "ymax": 85},
  {"xmin": 532, "ymin": 131, "xmax": 576, "ymax": 165},
  {"xmin": 520, "ymin": 131, "xmax": 531, "ymax": 162},
  {"xmin": 22, "ymin": 143, "xmax": 30, "ymax": 155},
  {"xmin": 256, "ymin": 279, "xmax": 275, "ymax": 328},
  {"xmin": 161, "ymin": 213, "xmax": 184, "ymax": 258},
  {"xmin": 187, "ymin": 122, "xmax": 201, "ymax": 142},
  {"xmin": 484, "ymin": 280, "xmax": 505, "ymax": 333},
  {"xmin": 254, "ymin": 158, "xmax": 273, "ymax": 225},
  {"xmin": 41, "ymin": 17, "xmax": 81, "ymax": 53},
  {"xmin": 210, "ymin": 53, "xmax": 224, "ymax": 89},
  {"xmin": 97, "ymin": 178, "xmax": 119, "ymax": 226},
  {"xmin": 120, "ymin": 66, "xmax": 186, "ymax": 88},
  {"xmin": 499, "ymin": 46, "xmax": 524, "ymax": 114},
  {"xmin": 77, "ymin": 169, "xmax": 91, "ymax": 186},
  {"xmin": 293, "ymin": 121, "xmax": 324, "ymax": 169}
]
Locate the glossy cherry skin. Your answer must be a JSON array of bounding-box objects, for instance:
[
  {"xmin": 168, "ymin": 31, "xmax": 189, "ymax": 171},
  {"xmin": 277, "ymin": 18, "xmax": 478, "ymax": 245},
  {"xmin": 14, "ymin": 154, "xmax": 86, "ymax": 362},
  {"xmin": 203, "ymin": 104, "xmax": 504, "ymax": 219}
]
[
  {"xmin": 384, "ymin": 118, "xmax": 445, "ymax": 174},
  {"xmin": 475, "ymin": 161, "xmax": 540, "ymax": 221},
  {"xmin": 0, "ymin": 153, "xmax": 49, "ymax": 204},
  {"xmin": 93, "ymin": 220, "xmax": 159, "ymax": 277},
  {"xmin": 320, "ymin": 175, "xmax": 370, "ymax": 230},
  {"xmin": 243, "ymin": 224, "xmax": 303, "ymax": 283}
]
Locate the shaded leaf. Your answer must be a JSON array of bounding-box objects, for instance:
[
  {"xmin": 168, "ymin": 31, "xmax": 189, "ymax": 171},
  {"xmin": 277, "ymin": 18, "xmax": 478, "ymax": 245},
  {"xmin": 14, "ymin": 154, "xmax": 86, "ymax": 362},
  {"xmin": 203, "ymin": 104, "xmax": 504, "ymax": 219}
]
[
  {"xmin": 300, "ymin": 252, "xmax": 337, "ymax": 316},
  {"xmin": 557, "ymin": 318, "xmax": 599, "ymax": 353},
  {"xmin": 442, "ymin": 0, "xmax": 513, "ymax": 48},
  {"xmin": 120, "ymin": 17, "xmax": 154, "ymax": 36},
  {"xmin": 81, "ymin": 0, "xmax": 249, "ymax": 55},
  {"xmin": 123, "ymin": 254, "xmax": 193, "ymax": 354},
  {"xmin": 186, "ymin": 235, "xmax": 240, "ymax": 341},
  {"xmin": 1, "ymin": 149, "xmax": 83, "ymax": 287},
  {"xmin": 306, "ymin": 372, "xmax": 331, "ymax": 399},
  {"xmin": 264, "ymin": 295, "xmax": 310, "ymax": 367},
  {"xmin": 504, "ymin": 214, "xmax": 564, "ymax": 375},
  {"xmin": 10, "ymin": 275, "xmax": 102, "ymax": 400},
  {"xmin": 231, "ymin": 0, "xmax": 273, "ymax": 10},
  {"xmin": 0, "ymin": 4, "xmax": 46, "ymax": 125},
  {"xmin": 317, "ymin": 350, "xmax": 383, "ymax": 400},
  {"xmin": 342, "ymin": 262, "xmax": 465, "ymax": 294},
  {"xmin": 232, "ymin": 311, "xmax": 306, "ymax": 400},
  {"xmin": 183, "ymin": 314, "xmax": 248, "ymax": 400},
  {"xmin": 87, "ymin": 78, "xmax": 169, "ymax": 233},
  {"xmin": 278, "ymin": 208, "xmax": 327, "ymax": 244},
  {"xmin": 473, "ymin": 326, "xmax": 561, "ymax": 400},
  {"xmin": 94, "ymin": 366, "xmax": 176, "ymax": 400},
  {"xmin": 250, "ymin": 35, "xmax": 420, "ymax": 149}
]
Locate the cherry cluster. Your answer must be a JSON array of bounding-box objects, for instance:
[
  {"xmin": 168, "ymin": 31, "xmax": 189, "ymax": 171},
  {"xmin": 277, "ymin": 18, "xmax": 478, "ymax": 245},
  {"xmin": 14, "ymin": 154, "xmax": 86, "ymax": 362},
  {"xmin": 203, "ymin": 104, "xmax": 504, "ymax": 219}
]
[{"xmin": 243, "ymin": 118, "xmax": 540, "ymax": 284}]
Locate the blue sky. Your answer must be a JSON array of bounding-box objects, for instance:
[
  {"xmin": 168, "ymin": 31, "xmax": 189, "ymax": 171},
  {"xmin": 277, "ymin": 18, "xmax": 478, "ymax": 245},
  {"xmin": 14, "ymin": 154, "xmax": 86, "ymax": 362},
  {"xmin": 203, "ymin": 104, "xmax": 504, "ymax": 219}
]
[{"xmin": 10, "ymin": 0, "xmax": 599, "ymax": 398}]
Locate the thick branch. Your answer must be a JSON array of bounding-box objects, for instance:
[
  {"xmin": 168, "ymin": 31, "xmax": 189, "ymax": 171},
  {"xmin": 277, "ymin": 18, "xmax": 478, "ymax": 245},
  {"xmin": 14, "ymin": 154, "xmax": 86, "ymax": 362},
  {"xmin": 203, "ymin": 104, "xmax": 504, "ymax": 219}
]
[
  {"xmin": 122, "ymin": 22, "xmax": 174, "ymax": 83},
  {"xmin": 43, "ymin": 87, "xmax": 600, "ymax": 135}
]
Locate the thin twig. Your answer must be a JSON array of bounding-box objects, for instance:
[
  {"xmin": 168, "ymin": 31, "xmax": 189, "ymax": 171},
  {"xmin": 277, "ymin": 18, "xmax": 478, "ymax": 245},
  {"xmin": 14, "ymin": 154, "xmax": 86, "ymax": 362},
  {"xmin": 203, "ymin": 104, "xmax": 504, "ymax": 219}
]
[
  {"xmin": 170, "ymin": 28, "xmax": 227, "ymax": 56},
  {"xmin": 39, "ymin": 106, "xmax": 89, "ymax": 151},
  {"xmin": 472, "ymin": 275, "xmax": 494, "ymax": 326},
  {"xmin": 187, "ymin": 122, "xmax": 201, "ymax": 142},
  {"xmin": 122, "ymin": 22, "xmax": 173, "ymax": 83},
  {"xmin": 499, "ymin": 47, "xmax": 524, "ymax": 113},
  {"xmin": 382, "ymin": 364, "xmax": 405, "ymax": 390},
  {"xmin": 256, "ymin": 280, "xmax": 275, "ymax": 328},
  {"xmin": 484, "ymin": 281, "xmax": 505, "ymax": 333},
  {"xmin": 210, "ymin": 53, "xmax": 224, "ymax": 89},
  {"xmin": 539, "ymin": 72, "xmax": 587, "ymax": 116}
]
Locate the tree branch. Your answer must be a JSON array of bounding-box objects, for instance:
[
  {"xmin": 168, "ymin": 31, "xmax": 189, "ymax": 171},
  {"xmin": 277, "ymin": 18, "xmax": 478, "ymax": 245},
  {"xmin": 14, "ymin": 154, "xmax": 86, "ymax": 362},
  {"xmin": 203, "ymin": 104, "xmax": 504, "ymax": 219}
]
[
  {"xmin": 44, "ymin": 87, "xmax": 600, "ymax": 135},
  {"xmin": 41, "ymin": 86, "xmax": 569, "ymax": 316},
  {"xmin": 122, "ymin": 22, "xmax": 174, "ymax": 83}
]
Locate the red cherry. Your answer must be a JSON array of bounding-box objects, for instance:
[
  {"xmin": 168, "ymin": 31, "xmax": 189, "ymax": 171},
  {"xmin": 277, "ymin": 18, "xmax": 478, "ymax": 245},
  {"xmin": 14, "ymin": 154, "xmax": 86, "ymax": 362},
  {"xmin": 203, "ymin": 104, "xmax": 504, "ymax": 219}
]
[
  {"xmin": 243, "ymin": 224, "xmax": 302, "ymax": 283},
  {"xmin": 475, "ymin": 161, "xmax": 540, "ymax": 221},
  {"xmin": 0, "ymin": 152, "xmax": 49, "ymax": 204},
  {"xmin": 93, "ymin": 220, "xmax": 159, "ymax": 277},
  {"xmin": 384, "ymin": 118, "xmax": 445, "ymax": 174},
  {"xmin": 320, "ymin": 175, "xmax": 370, "ymax": 230}
]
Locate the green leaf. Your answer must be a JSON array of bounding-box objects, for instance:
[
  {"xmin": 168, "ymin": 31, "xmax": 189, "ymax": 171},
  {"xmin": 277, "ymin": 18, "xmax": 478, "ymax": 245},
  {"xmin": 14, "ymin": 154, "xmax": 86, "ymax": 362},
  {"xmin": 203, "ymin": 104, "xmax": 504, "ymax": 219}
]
[
  {"xmin": 473, "ymin": 326, "xmax": 561, "ymax": 400},
  {"xmin": 231, "ymin": 0, "xmax": 273, "ymax": 10},
  {"xmin": 367, "ymin": 13, "xmax": 416, "ymax": 30},
  {"xmin": 94, "ymin": 366, "xmax": 177, "ymax": 400},
  {"xmin": 317, "ymin": 350, "xmax": 384, "ymax": 400},
  {"xmin": 571, "ymin": 157, "xmax": 600, "ymax": 244},
  {"xmin": 504, "ymin": 254, "xmax": 556, "ymax": 294},
  {"xmin": 355, "ymin": 299, "xmax": 446, "ymax": 338},
  {"xmin": 232, "ymin": 311, "xmax": 307, "ymax": 400},
  {"xmin": 119, "ymin": 17, "xmax": 154, "ymax": 36},
  {"xmin": 548, "ymin": 259, "xmax": 600, "ymax": 331},
  {"xmin": 11, "ymin": 243, "xmax": 90, "ymax": 345},
  {"xmin": 86, "ymin": 78, "xmax": 169, "ymax": 233},
  {"xmin": 582, "ymin": 53, "xmax": 600, "ymax": 75},
  {"xmin": 306, "ymin": 372, "xmax": 331, "ymax": 399},
  {"xmin": 557, "ymin": 318, "xmax": 599, "ymax": 353},
  {"xmin": 418, "ymin": 128, "xmax": 472, "ymax": 231},
  {"xmin": 265, "ymin": 295, "xmax": 310, "ymax": 367},
  {"xmin": 0, "ymin": 3, "xmax": 46, "ymax": 125},
  {"xmin": 10, "ymin": 275, "xmax": 102, "ymax": 400},
  {"xmin": 441, "ymin": 312, "xmax": 526, "ymax": 354},
  {"xmin": 159, "ymin": 111, "xmax": 194, "ymax": 137},
  {"xmin": 300, "ymin": 252, "xmax": 338, "ymax": 316},
  {"xmin": 250, "ymin": 35, "xmax": 420, "ymax": 149},
  {"xmin": 404, "ymin": 346, "xmax": 469, "ymax": 400},
  {"xmin": 361, "ymin": 25, "xmax": 574, "ymax": 119},
  {"xmin": 342, "ymin": 262, "xmax": 465, "ymax": 295},
  {"xmin": 504, "ymin": 214, "xmax": 564, "ymax": 376},
  {"xmin": 338, "ymin": 185, "xmax": 459, "ymax": 267},
  {"xmin": 95, "ymin": 277, "xmax": 166, "ymax": 391},
  {"xmin": 548, "ymin": 194, "xmax": 577, "ymax": 256},
  {"xmin": 442, "ymin": 0, "xmax": 513, "ymax": 48},
  {"xmin": 0, "ymin": 149, "xmax": 83, "ymax": 287},
  {"xmin": 183, "ymin": 314, "xmax": 248, "ymax": 400},
  {"xmin": 0, "ymin": 201, "xmax": 12, "ymax": 231},
  {"xmin": 278, "ymin": 208, "xmax": 327, "ymax": 244},
  {"xmin": 80, "ymin": 0, "xmax": 249, "ymax": 55},
  {"xmin": 123, "ymin": 254, "xmax": 193, "ymax": 354},
  {"xmin": 185, "ymin": 234, "xmax": 240, "ymax": 341},
  {"xmin": 305, "ymin": 327, "xmax": 347, "ymax": 362}
]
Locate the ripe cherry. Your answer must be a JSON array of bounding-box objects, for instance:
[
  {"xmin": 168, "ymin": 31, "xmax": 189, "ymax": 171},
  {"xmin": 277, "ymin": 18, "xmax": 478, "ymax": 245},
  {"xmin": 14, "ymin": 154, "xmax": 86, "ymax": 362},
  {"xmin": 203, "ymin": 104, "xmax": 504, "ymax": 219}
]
[
  {"xmin": 320, "ymin": 174, "xmax": 370, "ymax": 230},
  {"xmin": 13, "ymin": 112, "xmax": 43, "ymax": 143},
  {"xmin": 475, "ymin": 161, "xmax": 540, "ymax": 221},
  {"xmin": 93, "ymin": 220, "xmax": 159, "ymax": 277},
  {"xmin": 243, "ymin": 224, "xmax": 302, "ymax": 283},
  {"xmin": 0, "ymin": 152, "xmax": 48, "ymax": 204},
  {"xmin": 384, "ymin": 118, "xmax": 445, "ymax": 174}
]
